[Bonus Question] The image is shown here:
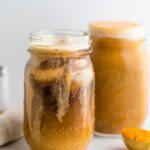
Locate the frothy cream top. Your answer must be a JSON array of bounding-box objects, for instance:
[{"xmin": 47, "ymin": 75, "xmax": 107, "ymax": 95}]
[{"xmin": 89, "ymin": 22, "xmax": 145, "ymax": 40}]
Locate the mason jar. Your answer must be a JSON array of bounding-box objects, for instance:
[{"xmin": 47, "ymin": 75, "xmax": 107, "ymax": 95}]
[
  {"xmin": 89, "ymin": 22, "xmax": 148, "ymax": 135},
  {"xmin": 24, "ymin": 30, "xmax": 95, "ymax": 150}
]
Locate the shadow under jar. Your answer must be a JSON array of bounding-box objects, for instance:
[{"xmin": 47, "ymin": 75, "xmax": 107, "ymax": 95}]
[
  {"xmin": 89, "ymin": 22, "xmax": 148, "ymax": 135},
  {"xmin": 24, "ymin": 30, "xmax": 95, "ymax": 150}
]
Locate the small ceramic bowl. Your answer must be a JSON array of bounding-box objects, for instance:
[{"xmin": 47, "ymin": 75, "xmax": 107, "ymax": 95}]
[{"xmin": 122, "ymin": 134, "xmax": 150, "ymax": 150}]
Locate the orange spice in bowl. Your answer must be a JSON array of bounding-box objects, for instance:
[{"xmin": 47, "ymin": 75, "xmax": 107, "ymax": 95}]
[
  {"xmin": 122, "ymin": 127, "xmax": 150, "ymax": 142},
  {"xmin": 122, "ymin": 127, "xmax": 150, "ymax": 150}
]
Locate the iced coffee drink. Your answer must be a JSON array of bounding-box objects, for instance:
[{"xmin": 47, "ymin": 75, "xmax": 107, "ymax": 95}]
[
  {"xmin": 24, "ymin": 31, "xmax": 95, "ymax": 150},
  {"xmin": 90, "ymin": 22, "xmax": 148, "ymax": 134}
]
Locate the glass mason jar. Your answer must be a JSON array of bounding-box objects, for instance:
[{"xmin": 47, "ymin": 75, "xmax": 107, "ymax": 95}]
[
  {"xmin": 24, "ymin": 30, "xmax": 95, "ymax": 150},
  {"xmin": 89, "ymin": 22, "xmax": 148, "ymax": 135}
]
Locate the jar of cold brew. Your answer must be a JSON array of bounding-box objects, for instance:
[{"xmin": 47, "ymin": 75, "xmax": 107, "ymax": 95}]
[
  {"xmin": 24, "ymin": 30, "xmax": 95, "ymax": 150},
  {"xmin": 90, "ymin": 22, "xmax": 148, "ymax": 135}
]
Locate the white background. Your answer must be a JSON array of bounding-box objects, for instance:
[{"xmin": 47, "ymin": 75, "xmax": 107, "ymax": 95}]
[{"xmin": 0, "ymin": 0, "xmax": 149, "ymax": 106}]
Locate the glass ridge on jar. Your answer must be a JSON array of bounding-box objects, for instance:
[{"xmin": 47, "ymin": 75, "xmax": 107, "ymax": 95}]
[
  {"xmin": 89, "ymin": 22, "xmax": 148, "ymax": 135},
  {"xmin": 24, "ymin": 30, "xmax": 95, "ymax": 150}
]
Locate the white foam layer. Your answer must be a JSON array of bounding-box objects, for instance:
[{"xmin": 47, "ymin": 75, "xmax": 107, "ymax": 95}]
[{"xmin": 90, "ymin": 26, "xmax": 145, "ymax": 40}]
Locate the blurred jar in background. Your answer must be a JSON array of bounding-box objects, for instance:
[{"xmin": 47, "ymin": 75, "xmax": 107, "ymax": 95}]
[
  {"xmin": 24, "ymin": 30, "xmax": 95, "ymax": 150},
  {"xmin": 90, "ymin": 22, "xmax": 148, "ymax": 135},
  {"xmin": 0, "ymin": 66, "xmax": 10, "ymax": 114}
]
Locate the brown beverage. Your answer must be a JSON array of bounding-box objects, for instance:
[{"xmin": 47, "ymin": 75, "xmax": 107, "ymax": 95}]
[
  {"xmin": 24, "ymin": 30, "xmax": 95, "ymax": 150},
  {"xmin": 90, "ymin": 22, "xmax": 148, "ymax": 134}
]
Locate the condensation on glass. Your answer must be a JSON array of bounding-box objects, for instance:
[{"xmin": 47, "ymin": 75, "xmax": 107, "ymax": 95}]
[
  {"xmin": 90, "ymin": 22, "xmax": 148, "ymax": 135},
  {"xmin": 24, "ymin": 30, "xmax": 95, "ymax": 150}
]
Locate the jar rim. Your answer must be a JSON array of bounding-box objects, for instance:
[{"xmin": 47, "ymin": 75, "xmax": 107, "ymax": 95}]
[
  {"xmin": 29, "ymin": 30, "xmax": 91, "ymax": 53},
  {"xmin": 30, "ymin": 30, "xmax": 90, "ymax": 39}
]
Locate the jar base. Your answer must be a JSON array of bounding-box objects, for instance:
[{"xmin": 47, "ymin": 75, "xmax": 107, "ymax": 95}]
[{"xmin": 94, "ymin": 131, "xmax": 121, "ymax": 138}]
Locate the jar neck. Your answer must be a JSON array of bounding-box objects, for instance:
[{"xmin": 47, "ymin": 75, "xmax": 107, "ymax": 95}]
[{"xmin": 28, "ymin": 47, "xmax": 91, "ymax": 57}]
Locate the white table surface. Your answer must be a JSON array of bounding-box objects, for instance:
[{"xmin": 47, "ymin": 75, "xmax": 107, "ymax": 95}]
[{"xmin": 0, "ymin": 136, "xmax": 127, "ymax": 150}]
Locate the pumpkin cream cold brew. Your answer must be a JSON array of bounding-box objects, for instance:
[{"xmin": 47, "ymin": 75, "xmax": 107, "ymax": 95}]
[
  {"xmin": 24, "ymin": 31, "xmax": 95, "ymax": 150},
  {"xmin": 90, "ymin": 22, "xmax": 148, "ymax": 134}
]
